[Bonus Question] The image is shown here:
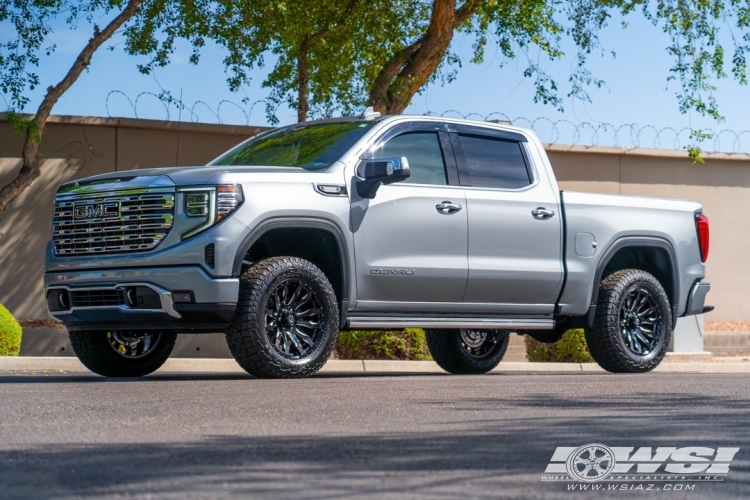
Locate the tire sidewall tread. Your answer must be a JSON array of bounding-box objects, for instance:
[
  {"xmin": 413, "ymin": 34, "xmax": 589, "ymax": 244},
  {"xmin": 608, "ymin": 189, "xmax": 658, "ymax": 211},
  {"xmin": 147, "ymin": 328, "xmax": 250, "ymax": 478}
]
[
  {"xmin": 425, "ymin": 329, "xmax": 510, "ymax": 374},
  {"xmin": 225, "ymin": 256, "xmax": 339, "ymax": 379},
  {"xmin": 68, "ymin": 330, "xmax": 176, "ymax": 377},
  {"xmin": 585, "ymin": 269, "xmax": 672, "ymax": 373}
]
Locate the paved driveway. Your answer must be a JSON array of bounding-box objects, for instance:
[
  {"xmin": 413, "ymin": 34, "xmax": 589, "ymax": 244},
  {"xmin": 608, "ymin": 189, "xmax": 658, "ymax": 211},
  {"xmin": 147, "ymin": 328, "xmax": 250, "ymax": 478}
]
[{"xmin": 1, "ymin": 371, "xmax": 748, "ymax": 499}]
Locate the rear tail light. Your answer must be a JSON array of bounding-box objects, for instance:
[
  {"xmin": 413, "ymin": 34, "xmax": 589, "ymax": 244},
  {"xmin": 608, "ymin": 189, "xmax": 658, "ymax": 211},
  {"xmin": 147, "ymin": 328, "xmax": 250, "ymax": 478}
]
[{"xmin": 696, "ymin": 214, "xmax": 709, "ymax": 262}]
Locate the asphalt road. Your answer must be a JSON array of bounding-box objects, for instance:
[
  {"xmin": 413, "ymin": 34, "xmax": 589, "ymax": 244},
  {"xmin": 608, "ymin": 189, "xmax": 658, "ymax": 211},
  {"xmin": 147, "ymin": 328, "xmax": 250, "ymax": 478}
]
[{"xmin": 1, "ymin": 371, "xmax": 748, "ymax": 499}]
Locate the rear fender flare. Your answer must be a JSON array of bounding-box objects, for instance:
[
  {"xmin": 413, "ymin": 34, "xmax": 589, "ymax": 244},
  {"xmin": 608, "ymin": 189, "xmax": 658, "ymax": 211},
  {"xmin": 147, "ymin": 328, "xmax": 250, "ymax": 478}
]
[{"xmin": 591, "ymin": 237, "xmax": 679, "ymax": 329}]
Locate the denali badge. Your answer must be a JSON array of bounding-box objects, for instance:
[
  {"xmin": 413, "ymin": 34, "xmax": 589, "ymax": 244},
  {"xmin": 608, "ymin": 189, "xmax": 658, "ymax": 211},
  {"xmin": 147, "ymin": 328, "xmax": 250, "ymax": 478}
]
[
  {"xmin": 73, "ymin": 202, "xmax": 120, "ymax": 219},
  {"xmin": 371, "ymin": 269, "xmax": 415, "ymax": 275}
]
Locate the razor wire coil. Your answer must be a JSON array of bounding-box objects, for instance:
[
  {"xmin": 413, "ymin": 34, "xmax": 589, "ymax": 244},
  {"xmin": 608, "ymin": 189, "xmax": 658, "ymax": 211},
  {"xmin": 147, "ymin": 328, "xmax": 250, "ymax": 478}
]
[{"xmin": 101, "ymin": 91, "xmax": 750, "ymax": 154}]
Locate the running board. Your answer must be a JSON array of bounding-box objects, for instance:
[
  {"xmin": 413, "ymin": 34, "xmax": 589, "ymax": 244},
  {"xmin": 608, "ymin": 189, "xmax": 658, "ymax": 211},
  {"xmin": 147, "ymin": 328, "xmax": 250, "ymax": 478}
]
[{"xmin": 346, "ymin": 317, "xmax": 555, "ymax": 330}]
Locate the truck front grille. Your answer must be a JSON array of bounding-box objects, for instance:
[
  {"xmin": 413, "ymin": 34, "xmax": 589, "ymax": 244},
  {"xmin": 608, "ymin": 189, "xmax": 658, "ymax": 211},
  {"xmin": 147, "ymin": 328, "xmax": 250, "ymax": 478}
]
[
  {"xmin": 70, "ymin": 289, "xmax": 125, "ymax": 307},
  {"xmin": 53, "ymin": 189, "xmax": 175, "ymax": 256}
]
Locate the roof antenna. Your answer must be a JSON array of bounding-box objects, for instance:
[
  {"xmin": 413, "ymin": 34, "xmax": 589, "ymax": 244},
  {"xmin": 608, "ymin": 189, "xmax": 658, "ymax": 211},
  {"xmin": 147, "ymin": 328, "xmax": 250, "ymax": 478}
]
[
  {"xmin": 360, "ymin": 106, "xmax": 381, "ymax": 120},
  {"xmin": 175, "ymin": 87, "xmax": 183, "ymax": 166}
]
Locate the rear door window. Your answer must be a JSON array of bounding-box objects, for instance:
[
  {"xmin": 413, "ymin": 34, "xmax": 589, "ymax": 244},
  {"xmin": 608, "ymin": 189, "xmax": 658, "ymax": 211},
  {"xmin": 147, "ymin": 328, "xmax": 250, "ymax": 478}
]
[{"xmin": 457, "ymin": 134, "xmax": 531, "ymax": 189}]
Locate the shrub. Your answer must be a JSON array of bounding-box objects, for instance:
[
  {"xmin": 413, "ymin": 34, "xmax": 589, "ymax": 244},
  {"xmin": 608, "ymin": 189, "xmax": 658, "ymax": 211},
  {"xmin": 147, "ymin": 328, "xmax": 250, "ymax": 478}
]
[
  {"xmin": 525, "ymin": 329, "xmax": 594, "ymax": 363},
  {"xmin": 336, "ymin": 328, "xmax": 431, "ymax": 360},
  {"xmin": 0, "ymin": 304, "xmax": 22, "ymax": 356}
]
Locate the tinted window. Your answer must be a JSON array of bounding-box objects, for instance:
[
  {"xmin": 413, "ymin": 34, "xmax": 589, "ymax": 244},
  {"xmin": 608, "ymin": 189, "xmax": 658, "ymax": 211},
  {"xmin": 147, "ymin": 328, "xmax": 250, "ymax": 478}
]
[
  {"xmin": 374, "ymin": 132, "xmax": 447, "ymax": 185},
  {"xmin": 458, "ymin": 134, "xmax": 531, "ymax": 189},
  {"xmin": 211, "ymin": 121, "xmax": 374, "ymax": 170}
]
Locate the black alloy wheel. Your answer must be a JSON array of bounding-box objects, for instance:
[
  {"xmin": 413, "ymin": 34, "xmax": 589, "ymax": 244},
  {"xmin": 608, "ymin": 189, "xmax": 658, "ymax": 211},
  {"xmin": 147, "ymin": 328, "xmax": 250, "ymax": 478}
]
[
  {"xmin": 226, "ymin": 256, "xmax": 339, "ymax": 378},
  {"xmin": 618, "ymin": 286, "xmax": 664, "ymax": 357},
  {"xmin": 69, "ymin": 330, "xmax": 176, "ymax": 377},
  {"xmin": 459, "ymin": 329, "xmax": 507, "ymax": 359},
  {"xmin": 426, "ymin": 329, "xmax": 510, "ymax": 374},
  {"xmin": 585, "ymin": 269, "xmax": 671, "ymax": 373},
  {"xmin": 265, "ymin": 279, "xmax": 326, "ymax": 359},
  {"xmin": 107, "ymin": 331, "xmax": 163, "ymax": 359}
]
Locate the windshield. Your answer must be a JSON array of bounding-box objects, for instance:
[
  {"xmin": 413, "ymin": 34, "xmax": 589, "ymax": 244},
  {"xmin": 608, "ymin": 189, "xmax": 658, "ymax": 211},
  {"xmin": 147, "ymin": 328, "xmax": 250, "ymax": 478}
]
[{"xmin": 211, "ymin": 121, "xmax": 375, "ymax": 170}]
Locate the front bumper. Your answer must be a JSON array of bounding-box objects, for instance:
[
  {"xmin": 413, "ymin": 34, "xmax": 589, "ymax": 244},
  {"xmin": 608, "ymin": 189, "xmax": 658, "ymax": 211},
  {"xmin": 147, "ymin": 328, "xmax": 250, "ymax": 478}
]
[{"xmin": 44, "ymin": 266, "xmax": 239, "ymax": 332}]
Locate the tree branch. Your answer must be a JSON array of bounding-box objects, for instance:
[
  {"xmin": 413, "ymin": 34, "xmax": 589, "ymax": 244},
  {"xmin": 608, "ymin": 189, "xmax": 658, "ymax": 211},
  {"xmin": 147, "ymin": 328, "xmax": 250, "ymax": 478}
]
[
  {"xmin": 297, "ymin": 0, "xmax": 357, "ymax": 121},
  {"xmin": 0, "ymin": 0, "xmax": 142, "ymax": 213},
  {"xmin": 370, "ymin": 0, "xmax": 471, "ymax": 114}
]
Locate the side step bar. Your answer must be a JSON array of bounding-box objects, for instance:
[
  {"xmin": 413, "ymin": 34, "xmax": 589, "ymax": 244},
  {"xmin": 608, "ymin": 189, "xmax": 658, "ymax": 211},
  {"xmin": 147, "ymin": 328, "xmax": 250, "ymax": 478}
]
[{"xmin": 347, "ymin": 317, "xmax": 555, "ymax": 330}]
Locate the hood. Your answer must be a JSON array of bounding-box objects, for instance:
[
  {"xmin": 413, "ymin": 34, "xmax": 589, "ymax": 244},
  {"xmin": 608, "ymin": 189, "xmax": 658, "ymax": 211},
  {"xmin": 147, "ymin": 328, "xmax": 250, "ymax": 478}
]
[{"xmin": 57, "ymin": 166, "xmax": 311, "ymax": 194}]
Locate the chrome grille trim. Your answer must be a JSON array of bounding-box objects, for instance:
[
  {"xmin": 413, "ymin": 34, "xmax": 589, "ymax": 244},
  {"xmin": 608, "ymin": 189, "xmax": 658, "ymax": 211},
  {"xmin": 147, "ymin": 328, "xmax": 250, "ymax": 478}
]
[{"xmin": 53, "ymin": 188, "xmax": 175, "ymax": 256}]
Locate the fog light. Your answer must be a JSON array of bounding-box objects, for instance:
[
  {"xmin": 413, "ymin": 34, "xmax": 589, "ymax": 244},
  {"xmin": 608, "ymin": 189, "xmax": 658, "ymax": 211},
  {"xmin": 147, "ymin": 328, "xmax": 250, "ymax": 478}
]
[
  {"xmin": 58, "ymin": 290, "xmax": 69, "ymax": 310},
  {"xmin": 172, "ymin": 291, "xmax": 194, "ymax": 303},
  {"xmin": 46, "ymin": 289, "xmax": 70, "ymax": 311}
]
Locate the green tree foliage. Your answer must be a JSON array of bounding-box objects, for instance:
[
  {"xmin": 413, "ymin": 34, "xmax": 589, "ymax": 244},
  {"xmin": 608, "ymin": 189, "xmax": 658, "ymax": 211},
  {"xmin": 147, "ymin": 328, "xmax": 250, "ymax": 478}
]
[
  {"xmin": 525, "ymin": 329, "xmax": 595, "ymax": 363},
  {"xmin": 0, "ymin": 0, "xmax": 150, "ymax": 213},
  {"xmin": 0, "ymin": 304, "xmax": 22, "ymax": 356},
  {"xmin": 336, "ymin": 329, "xmax": 432, "ymax": 360},
  {"xmin": 186, "ymin": 0, "xmax": 749, "ymax": 157}
]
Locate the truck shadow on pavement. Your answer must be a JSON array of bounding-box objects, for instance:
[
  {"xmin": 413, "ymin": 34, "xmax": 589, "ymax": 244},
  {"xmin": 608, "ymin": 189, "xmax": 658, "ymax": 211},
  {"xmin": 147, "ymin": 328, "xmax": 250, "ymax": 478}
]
[{"xmin": 1, "ymin": 379, "xmax": 749, "ymax": 499}]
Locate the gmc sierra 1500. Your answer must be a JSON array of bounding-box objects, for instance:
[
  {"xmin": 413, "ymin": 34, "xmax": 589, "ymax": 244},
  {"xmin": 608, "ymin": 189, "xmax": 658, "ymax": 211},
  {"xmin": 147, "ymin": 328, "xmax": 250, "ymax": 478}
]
[{"xmin": 45, "ymin": 109, "xmax": 712, "ymax": 377}]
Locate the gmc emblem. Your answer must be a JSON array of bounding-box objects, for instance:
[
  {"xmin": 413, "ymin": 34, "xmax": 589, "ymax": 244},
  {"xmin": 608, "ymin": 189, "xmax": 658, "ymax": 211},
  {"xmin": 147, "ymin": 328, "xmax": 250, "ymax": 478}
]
[{"xmin": 73, "ymin": 202, "xmax": 120, "ymax": 219}]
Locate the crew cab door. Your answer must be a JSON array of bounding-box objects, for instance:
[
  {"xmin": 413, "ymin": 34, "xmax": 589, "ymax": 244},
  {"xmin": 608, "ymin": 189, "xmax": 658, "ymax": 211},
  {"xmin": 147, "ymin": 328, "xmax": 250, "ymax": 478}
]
[
  {"xmin": 350, "ymin": 122, "xmax": 468, "ymax": 311},
  {"xmin": 450, "ymin": 124, "xmax": 563, "ymax": 314}
]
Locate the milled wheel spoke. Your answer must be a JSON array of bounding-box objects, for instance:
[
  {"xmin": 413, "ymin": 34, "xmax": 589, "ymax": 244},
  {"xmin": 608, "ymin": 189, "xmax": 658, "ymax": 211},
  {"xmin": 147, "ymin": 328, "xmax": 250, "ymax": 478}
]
[
  {"xmin": 262, "ymin": 276, "xmax": 326, "ymax": 360},
  {"xmin": 297, "ymin": 308, "xmax": 321, "ymax": 318},
  {"xmin": 289, "ymin": 332, "xmax": 305, "ymax": 354},
  {"xmin": 283, "ymin": 332, "xmax": 292, "ymax": 355},
  {"xmin": 294, "ymin": 290, "xmax": 312, "ymax": 310},
  {"xmin": 628, "ymin": 333, "xmax": 641, "ymax": 353},
  {"xmin": 634, "ymin": 330, "xmax": 651, "ymax": 345},
  {"xmin": 638, "ymin": 305, "xmax": 657, "ymax": 317},
  {"xmin": 628, "ymin": 292, "xmax": 639, "ymax": 311},
  {"xmin": 288, "ymin": 284, "xmax": 302, "ymax": 307},
  {"xmin": 295, "ymin": 329, "xmax": 316, "ymax": 347},
  {"xmin": 274, "ymin": 330, "xmax": 283, "ymax": 350}
]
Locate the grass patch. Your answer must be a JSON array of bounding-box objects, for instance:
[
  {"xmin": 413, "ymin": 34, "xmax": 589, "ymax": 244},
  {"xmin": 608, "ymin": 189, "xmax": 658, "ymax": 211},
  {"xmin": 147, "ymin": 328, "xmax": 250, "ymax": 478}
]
[
  {"xmin": 0, "ymin": 304, "xmax": 22, "ymax": 356},
  {"xmin": 336, "ymin": 328, "xmax": 431, "ymax": 360},
  {"xmin": 525, "ymin": 329, "xmax": 594, "ymax": 363}
]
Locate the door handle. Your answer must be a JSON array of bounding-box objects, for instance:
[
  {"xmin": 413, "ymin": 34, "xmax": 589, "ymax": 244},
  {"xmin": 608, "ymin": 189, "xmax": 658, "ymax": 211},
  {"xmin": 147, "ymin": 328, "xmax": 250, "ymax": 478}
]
[
  {"xmin": 531, "ymin": 207, "xmax": 555, "ymax": 220},
  {"xmin": 436, "ymin": 201, "xmax": 463, "ymax": 215}
]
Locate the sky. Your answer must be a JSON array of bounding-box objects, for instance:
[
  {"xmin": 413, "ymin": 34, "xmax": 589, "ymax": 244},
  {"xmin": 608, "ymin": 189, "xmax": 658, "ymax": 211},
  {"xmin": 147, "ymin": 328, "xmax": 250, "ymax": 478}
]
[{"xmin": 3, "ymin": 8, "xmax": 750, "ymax": 152}]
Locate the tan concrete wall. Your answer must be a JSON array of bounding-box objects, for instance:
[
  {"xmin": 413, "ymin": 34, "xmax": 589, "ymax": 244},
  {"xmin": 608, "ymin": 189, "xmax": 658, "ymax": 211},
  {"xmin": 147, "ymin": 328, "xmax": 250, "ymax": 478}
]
[
  {"xmin": 548, "ymin": 145, "xmax": 750, "ymax": 322},
  {"xmin": 1, "ymin": 116, "xmax": 748, "ymax": 321},
  {"xmin": 0, "ymin": 115, "xmax": 267, "ymax": 319}
]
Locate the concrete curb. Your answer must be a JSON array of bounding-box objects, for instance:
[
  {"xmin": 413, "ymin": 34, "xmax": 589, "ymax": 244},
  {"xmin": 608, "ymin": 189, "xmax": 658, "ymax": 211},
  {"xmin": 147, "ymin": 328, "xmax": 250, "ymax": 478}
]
[{"xmin": 1, "ymin": 357, "xmax": 750, "ymax": 374}]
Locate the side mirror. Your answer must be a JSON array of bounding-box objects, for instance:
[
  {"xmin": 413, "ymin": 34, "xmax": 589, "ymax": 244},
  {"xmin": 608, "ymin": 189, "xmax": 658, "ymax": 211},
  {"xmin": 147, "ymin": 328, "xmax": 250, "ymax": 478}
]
[{"xmin": 356, "ymin": 157, "xmax": 410, "ymax": 199}]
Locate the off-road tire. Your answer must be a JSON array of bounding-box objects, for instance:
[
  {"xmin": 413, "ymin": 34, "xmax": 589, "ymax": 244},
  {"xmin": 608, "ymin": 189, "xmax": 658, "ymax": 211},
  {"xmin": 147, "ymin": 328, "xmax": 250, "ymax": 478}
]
[
  {"xmin": 425, "ymin": 329, "xmax": 510, "ymax": 374},
  {"xmin": 226, "ymin": 256, "xmax": 339, "ymax": 378},
  {"xmin": 585, "ymin": 269, "xmax": 672, "ymax": 373},
  {"xmin": 68, "ymin": 330, "xmax": 176, "ymax": 377}
]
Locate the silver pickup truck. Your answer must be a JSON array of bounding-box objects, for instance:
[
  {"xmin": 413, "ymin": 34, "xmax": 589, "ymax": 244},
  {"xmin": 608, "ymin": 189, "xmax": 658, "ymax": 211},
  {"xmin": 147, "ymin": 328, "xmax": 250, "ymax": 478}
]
[{"xmin": 45, "ymin": 110, "xmax": 712, "ymax": 378}]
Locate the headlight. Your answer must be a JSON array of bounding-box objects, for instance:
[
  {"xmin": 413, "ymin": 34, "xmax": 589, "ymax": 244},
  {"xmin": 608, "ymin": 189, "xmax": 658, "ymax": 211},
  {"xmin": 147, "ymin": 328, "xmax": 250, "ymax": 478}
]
[{"xmin": 179, "ymin": 185, "xmax": 243, "ymax": 239}]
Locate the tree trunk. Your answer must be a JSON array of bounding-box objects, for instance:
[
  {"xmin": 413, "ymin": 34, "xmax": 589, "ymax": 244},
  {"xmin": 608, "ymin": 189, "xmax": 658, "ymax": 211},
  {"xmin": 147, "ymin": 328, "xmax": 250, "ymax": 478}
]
[
  {"xmin": 297, "ymin": 41, "xmax": 312, "ymax": 122},
  {"xmin": 0, "ymin": 0, "xmax": 142, "ymax": 213},
  {"xmin": 368, "ymin": 0, "xmax": 479, "ymax": 114}
]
